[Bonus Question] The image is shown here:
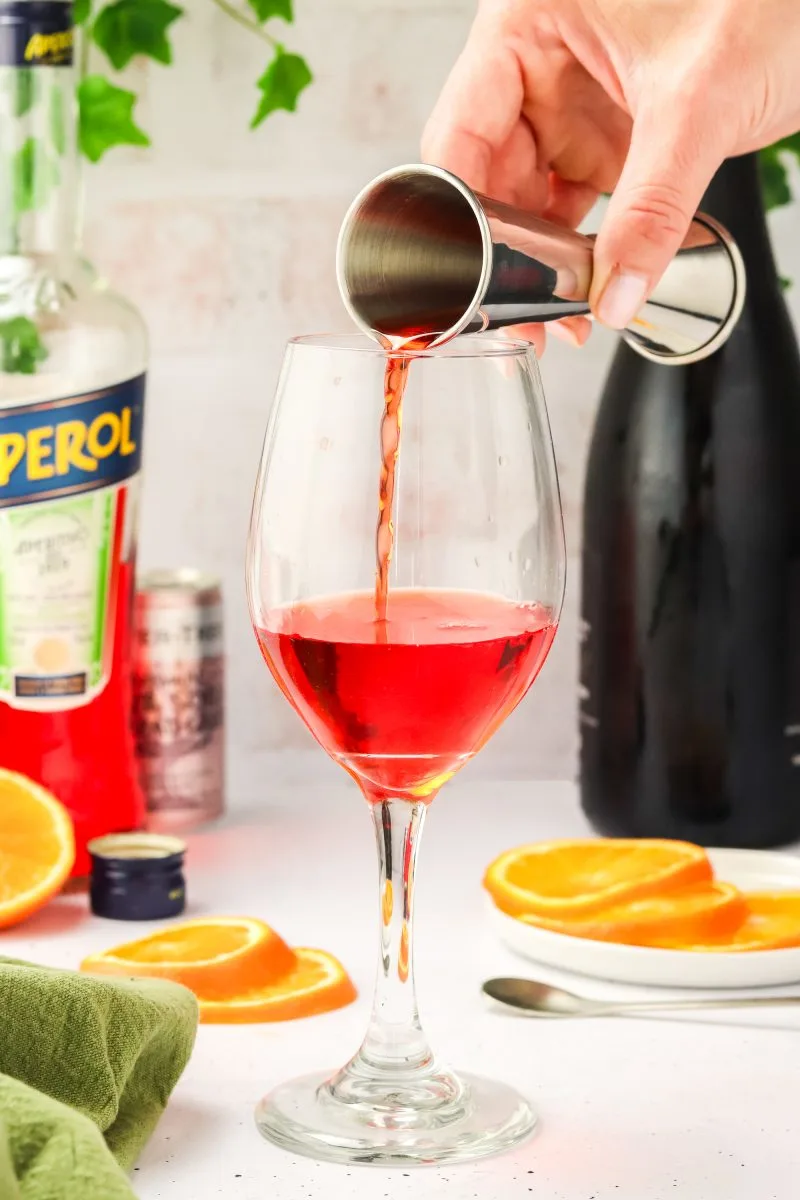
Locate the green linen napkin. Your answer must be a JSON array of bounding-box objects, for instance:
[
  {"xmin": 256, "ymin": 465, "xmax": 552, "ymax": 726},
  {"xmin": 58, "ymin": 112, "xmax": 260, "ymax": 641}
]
[{"xmin": 0, "ymin": 956, "xmax": 198, "ymax": 1199}]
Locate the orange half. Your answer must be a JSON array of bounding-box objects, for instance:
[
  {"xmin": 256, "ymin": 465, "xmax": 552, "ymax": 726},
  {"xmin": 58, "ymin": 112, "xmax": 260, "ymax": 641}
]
[
  {"xmin": 650, "ymin": 892, "xmax": 800, "ymax": 952},
  {"xmin": 197, "ymin": 947, "xmax": 357, "ymax": 1023},
  {"xmin": 80, "ymin": 917, "xmax": 297, "ymax": 998},
  {"xmin": 484, "ymin": 838, "xmax": 713, "ymax": 918},
  {"xmin": 519, "ymin": 881, "xmax": 746, "ymax": 946},
  {"xmin": 0, "ymin": 768, "xmax": 75, "ymax": 928}
]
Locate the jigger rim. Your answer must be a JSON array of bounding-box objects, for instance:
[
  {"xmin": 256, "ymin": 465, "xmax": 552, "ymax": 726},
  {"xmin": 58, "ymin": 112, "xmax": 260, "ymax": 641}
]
[
  {"xmin": 631, "ymin": 212, "xmax": 746, "ymax": 367},
  {"xmin": 335, "ymin": 162, "xmax": 494, "ymax": 347}
]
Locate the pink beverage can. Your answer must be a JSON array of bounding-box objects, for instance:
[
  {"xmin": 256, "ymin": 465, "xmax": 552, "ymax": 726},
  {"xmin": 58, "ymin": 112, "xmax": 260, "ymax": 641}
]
[{"xmin": 132, "ymin": 569, "xmax": 225, "ymax": 830}]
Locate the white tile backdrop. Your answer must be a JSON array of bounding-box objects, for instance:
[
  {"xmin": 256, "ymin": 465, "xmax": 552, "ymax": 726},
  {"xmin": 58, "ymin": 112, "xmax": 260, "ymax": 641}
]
[{"xmin": 81, "ymin": 0, "xmax": 800, "ymax": 806}]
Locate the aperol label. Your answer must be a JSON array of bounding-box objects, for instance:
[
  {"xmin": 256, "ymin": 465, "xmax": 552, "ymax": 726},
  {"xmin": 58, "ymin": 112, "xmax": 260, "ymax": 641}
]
[{"xmin": 0, "ymin": 375, "xmax": 145, "ymax": 710}]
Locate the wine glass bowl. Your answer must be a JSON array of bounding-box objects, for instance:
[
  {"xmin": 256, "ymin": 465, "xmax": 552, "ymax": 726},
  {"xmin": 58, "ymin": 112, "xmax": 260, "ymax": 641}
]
[{"xmin": 246, "ymin": 333, "xmax": 565, "ymax": 1165}]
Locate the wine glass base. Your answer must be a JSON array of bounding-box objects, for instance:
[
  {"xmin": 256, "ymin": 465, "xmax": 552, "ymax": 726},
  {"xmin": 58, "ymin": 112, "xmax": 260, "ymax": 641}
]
[{"xmin": 255, "ymin": 1069, "xmax": 537, "ymax": 1167}]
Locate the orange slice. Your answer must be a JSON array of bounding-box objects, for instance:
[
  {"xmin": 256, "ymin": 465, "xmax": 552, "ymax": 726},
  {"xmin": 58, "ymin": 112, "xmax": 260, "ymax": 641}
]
[
  {"xmin": 0, "ymin": 768, "xmax": 75, "ymax": 928},
  {"xmin": 650, "ymin": 893, "xmax": 800, "ymax": 952},
  {"xmin": 80, "ymin": 917, "xmax": 297, "ymax": 998},
  {"xmin": 519, "ymin": 881, "xmax": 746, "ymax": 946},
  {"xmin": 484, "ymin": 838, "xmax": 712, "ymax": 918},
  {"xmin": 197, "ymin": 947, "xmax": 357, "ymax": 1023}
]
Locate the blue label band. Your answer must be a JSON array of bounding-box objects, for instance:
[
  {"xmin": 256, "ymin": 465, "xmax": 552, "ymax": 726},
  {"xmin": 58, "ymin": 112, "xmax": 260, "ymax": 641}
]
[
  {"xmin": 0, "ymin": 1, "xmax": 73, "ymax": 68},
  {"xmin": 0, "ymin": 373, "xmax": 145, "ymax": 508}
]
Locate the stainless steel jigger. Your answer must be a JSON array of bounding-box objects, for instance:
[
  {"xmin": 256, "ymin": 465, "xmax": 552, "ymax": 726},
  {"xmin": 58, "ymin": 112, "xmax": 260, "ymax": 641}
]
[{"xmin": 336, "ymin": 163, "xmax": 746, "ymax": 365}]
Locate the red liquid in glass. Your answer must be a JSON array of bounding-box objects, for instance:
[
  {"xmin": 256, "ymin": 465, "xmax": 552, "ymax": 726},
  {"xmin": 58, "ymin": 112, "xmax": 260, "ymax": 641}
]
[{"xmin": 257, "ymin": 589, "xmax": 557, "ymax": 798}]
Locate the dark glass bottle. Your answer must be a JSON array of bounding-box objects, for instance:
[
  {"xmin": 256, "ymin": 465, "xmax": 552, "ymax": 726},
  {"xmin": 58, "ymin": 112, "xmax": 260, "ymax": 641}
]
[{"xmin": 579, "ymin": 153, "xmax": 800, "ymax": 847}]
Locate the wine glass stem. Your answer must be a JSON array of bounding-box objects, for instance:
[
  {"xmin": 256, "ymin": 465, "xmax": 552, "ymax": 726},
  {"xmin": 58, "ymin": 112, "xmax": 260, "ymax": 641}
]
[{"xmin": 359, "ymin": 796, "xmax": 432, "ymax": 1075}]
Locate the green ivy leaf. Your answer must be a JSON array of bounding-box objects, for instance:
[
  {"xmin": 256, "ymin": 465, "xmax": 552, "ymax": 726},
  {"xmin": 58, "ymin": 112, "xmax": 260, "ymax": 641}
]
[
  {"xmin": 0, "ymin": 318, "xmax": 48, "ymax": 375},
  {"xmin": 73, "ymin": 0, "xmax": 92, "ymax": 23},
  {"xmin": 759, "ymin": 135, "xmax": 800, "ymax": 212},
  {"xmin": 757, "ymin": 140, "xmax": 799, "ymax": 289},
  {"xmin": 13, "ymin": 141, "xmax": 36, "ymax": 214},
  {"xmin": 774, "ymin": 131, "xmax": 800, "ymax": 160},
  {"xmin": 77, "ymin": 75, "xmax": 150, "ymax": 162},
  {"xmin": 13, "ymin": 138, "xmax": 59, "ymax": 215},
  {"xmin": 247, "ymin": 0, "xmax": 292, "ymax": 21},
  {"xmin": 15, "ymin": 69, "xmax": 35, "ymax": 118},
  {"xmin": 93, "ymin": 0, "xmax": 183, "ymax": 70},
  {"xmin": 760, "ymin": 146, "xmax": 792, "ymax": 212},
  {"xmin": 251, "ymin": 45, "xmax": 311, "ymax": 129}
]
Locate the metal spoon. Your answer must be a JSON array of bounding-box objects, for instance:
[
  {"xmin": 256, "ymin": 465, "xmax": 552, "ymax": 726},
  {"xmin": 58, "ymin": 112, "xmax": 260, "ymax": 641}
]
[{"xmin": 483, "ymin": 977, "xmax": 800, "ymax": 1018}]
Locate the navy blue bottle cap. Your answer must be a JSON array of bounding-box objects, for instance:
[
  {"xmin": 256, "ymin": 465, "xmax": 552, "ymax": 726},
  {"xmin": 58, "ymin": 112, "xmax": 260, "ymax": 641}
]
[{"xmin": 88, "ymin": 833, "xmax": 186, "ymax": 921}]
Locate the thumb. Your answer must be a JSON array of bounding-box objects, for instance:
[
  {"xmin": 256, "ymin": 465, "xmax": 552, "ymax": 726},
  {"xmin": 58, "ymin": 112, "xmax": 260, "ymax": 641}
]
[{"xmin": 590, "ymin": 97, "xmax": 724, "ymax": 329}]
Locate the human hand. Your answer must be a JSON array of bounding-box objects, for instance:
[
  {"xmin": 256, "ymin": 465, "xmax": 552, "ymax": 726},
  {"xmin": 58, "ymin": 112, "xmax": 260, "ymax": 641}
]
[{"xmin": 422, "ymin": 0, "xmax": 800, "ymax": 346}]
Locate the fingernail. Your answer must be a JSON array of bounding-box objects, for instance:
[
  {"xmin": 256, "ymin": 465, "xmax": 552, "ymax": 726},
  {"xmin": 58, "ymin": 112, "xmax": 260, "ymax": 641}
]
[
  {"xmin": 595, "ymin": 269, "xmax": 649, "ymax": 330},
  {"xmin": 549, "ymin": 321, "xmax": 582, "ymax": 348},
  {"xmin": 555, "ymin": 266, "xmax": 581, "ymax": 301}
]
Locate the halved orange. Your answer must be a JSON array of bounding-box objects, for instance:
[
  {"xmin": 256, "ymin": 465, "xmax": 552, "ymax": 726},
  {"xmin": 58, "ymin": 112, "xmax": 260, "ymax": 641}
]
[
  {"xmin": 650, "ymin": 892, "xmax": 800, "ymax": 952},
  {"xmin": 484, "ymin": 838, "xmax": 713, "ymax": 918},
  {"xmin": 197, "ymin": 947, "xmax": 357, "ymax": 1024},
  {"xmin": 0, "ymin": 768, "xmax": 75, "ymax": 928},
  {"xmin": 519, "ymin": 881, "xmax": 746, "ymax": 946},
  {"xmin": 80, "ymin": 917, "xmax": 297, "ymax": 998}
]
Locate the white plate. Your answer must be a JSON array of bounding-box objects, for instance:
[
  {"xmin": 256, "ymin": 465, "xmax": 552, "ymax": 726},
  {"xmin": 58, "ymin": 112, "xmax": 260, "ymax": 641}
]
[{"xmin": 489, "ymin": 847, "xmax": 800, "ymax": 989}]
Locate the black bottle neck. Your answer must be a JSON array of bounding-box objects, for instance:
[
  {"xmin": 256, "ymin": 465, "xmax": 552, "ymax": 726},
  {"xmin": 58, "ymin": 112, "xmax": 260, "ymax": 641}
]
[{"xmin": 701, "ymin": 153, "xmax": 778, "ymax": 278}]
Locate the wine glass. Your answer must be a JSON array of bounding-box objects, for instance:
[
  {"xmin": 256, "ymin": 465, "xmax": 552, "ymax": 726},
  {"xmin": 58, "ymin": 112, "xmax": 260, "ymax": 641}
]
[{"xmin": 246, "ymin": 333, "xmax": 565, "ymax": 1166}]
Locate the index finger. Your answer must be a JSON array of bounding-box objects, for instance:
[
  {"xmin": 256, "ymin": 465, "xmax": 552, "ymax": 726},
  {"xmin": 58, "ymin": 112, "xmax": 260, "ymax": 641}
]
[{"xmin": 421, "ymin": 22, "xmax": 525, "ymax": 195}]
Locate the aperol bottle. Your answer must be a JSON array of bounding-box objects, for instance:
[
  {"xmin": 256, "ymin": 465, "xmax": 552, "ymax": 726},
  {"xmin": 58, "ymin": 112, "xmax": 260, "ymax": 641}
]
[{"xmin": 0, "ymin": 0, "xmax": 146, "ymax": 873}]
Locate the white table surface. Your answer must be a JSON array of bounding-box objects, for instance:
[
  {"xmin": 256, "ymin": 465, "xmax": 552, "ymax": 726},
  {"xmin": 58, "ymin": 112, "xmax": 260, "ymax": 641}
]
[{"xmin": 4, "ymin": 776, "xmax": 800, "ymax": 1200}]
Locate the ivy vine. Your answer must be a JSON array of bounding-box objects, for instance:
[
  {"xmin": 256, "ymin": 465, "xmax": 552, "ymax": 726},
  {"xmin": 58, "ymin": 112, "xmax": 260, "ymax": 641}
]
[
  {"xmin": 1, "ymin": 0, "xmax": 312, "ymax": 372},
  {"xmin": 75, "ymin": 0, "xmax": 312, "ymax": 160}
]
